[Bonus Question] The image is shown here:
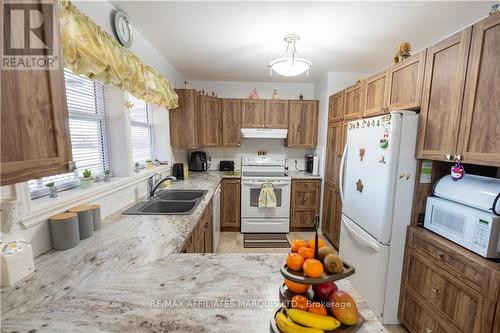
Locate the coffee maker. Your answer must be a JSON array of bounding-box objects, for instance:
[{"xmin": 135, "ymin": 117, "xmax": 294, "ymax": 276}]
[{"xmin": 189, "ymin": 151, "xmax": 207, "ymax": 172}]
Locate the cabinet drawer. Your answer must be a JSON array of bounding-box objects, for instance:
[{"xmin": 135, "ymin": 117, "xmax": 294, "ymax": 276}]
[
  {"xmin": 292, "ymin": 180, "xmax": 320, "ymax": 191},
  {"xmin": 292, "ymin": 191, "xmax": 319, "ymax": 208},
  {"xmin": 408, "ymin": 228, "xmax": 500, "ymax": 300},
  {"xmin": 407, "ymin": 251, "xmax": 495, "ymax": 333},
  {"xmin": 291, "ymin": 210, "xmax": 317, "ymax": 228},
  {"xmin": 401, "ymin": 289, "xmax": 452, "ymax": 333}
]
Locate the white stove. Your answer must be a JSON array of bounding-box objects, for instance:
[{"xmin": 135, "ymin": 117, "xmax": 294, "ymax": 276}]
[{"xmin": 241, "ymin": 155, "xmax": 291, "ymax": 233}]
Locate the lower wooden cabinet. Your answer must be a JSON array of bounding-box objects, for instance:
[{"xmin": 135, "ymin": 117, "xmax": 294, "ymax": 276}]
[
  {"xmin": 221, "ymin": 178, "xmax": 241, "ymax": 231},
  {"xmin": 321, "ymin": 181, "xmax": 341, "ymax": 248},
  {"xmin": 399, "ymin": 227, "xmax": 500, "ymax": 333},
  {"xmin": 290, "ymin": 179, "xmax": 321, "ymax": 229},
  {"xmin": 181, "ymin": 201, "xmax": 213, "ymax": 253}
]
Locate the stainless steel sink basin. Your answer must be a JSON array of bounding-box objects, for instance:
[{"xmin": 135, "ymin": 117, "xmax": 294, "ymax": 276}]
[{"xmin": 156, "ymin": 189, "xmax": 207, "ymax": 201}]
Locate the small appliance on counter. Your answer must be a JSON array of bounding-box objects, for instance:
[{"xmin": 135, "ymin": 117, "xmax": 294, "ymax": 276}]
[
  {"xmin": 424, "ymin": 174, "xmax": 500, "ymax": 258},
  {"xmin": 219, "ymin": 160, "xmax": 235, "ymax": 172},
  {"xmin": 189, "ymin": 151, "xmax": 207, "ymax": 172},
  {"xmin": 305, "ymin": 154, "xmax": 319, "ymax": 175},
  {"xmin": 172, "ymin": 163, "xmax": 185, "ymax": 180},
  {"xmin": 1, "ymin": 240, "xmax": 35, "ymax": 287}
]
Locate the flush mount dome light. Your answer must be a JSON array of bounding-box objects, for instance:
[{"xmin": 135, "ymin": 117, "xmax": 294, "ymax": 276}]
[{"xmin": 269, "ymin": 34, "xmax": 311, "ymax": 77}]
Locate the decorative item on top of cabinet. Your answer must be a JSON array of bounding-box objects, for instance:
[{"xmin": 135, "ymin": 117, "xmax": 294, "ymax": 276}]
[
  {"xmin": 241, "ymin": 99, "xmax": 266, "ymax": 128},
  {"xmin": 286, "ymin": 100, "xmax": 318, "ymax": 148},
  {"xmin": 221, "ymin": 99, "xmax": 242, "ymax": 147},
  {"xmin": 386, "ymin": 50, "xmax": 426, "ymax": 111},
  {"xmin": 249, "ymin": 88, "xmax": 259, "ymax": 99},
  {"xmin": 265, "ymin": 99, "xmax": 289, "ymax": 129},
  {"xmin": 321, "ymin": 181, "xmax": 341, "ymax": 248},
  {"xmin": 328, "ymin": 91, "xmax": 345, "ymax": 123},
  {"xmin": 393, "ymin": 41, "xmax": 412, "ymax": 64},
  {"xmin": 221, "ymin": 178, "xmax": 241, "ymax": 231},
  {"xmin": 1, "ymin": 1, "xmax": 73, "ymax": 186},
  {"xmin": 272, "ymin": 89, "xmax": 279, "ymax": 99},
  {"xmin": 457, "ymin": 14, "xmax": 500, "ymax": 167},
  {"xmin": 343, "ymin": 83, "xmax": 363, "ymax": 120},
  {"xmin": 290, "ymin": 179, "xmax": 321, "ymax": 230},
  {"xmin": 418, "ymin": 28, "xmax": 472, "ymax": 162},
  {"xmin": 362, "ymin": 69, "xmax": 390, "ymax": 118}
]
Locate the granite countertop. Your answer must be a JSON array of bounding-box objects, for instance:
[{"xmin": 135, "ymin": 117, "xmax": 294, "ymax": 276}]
[
  {"xmin": 1, "ymin": 172, "xmax": 385, "ymax": 333},
  {"xmin": 287, "ymin": 170, "xmax": 322, "ymax": 180}
]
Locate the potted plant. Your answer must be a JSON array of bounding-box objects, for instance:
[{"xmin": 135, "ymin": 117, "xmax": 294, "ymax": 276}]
[
  {"xmin": 80, "ymin": 169, "xmax": 94, "ymax": 189},
  {"xmin": 145, "ymin": 159, "xmax": 154, "ymax": 169},
  {"xmin": 134, "ymin": 162, "xmax": 140, "ymax": 173},
  {"xmin": 104, "ymin": 169, "xmax": 112, "ymax": 182},
  {"xmin": 45, "ymin": 182, "xmax": 57, "ymax": 198}
]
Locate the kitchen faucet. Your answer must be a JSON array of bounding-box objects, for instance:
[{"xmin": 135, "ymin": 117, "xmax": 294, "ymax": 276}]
[{"xmin": 147, "ymin": 174, "xmax": 177, "ymax": 200}]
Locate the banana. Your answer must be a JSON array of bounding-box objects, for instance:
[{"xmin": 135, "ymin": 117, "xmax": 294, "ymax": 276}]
[
  {"xmin": 275, "ymin": 311, "xmax": 324, "ymax": 333},
  {"xmin": 285, "ymin": 308, "xmax": 341, "ymax": 330}
]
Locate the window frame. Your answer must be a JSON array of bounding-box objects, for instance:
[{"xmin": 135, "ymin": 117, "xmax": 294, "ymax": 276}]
[{"xmin": 129, "ymin": 94, "xmax": 154, "ymax": 167}]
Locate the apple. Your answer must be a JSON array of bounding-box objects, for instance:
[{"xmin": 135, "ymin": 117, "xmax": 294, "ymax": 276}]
[
  {"xmin": 328, "ymin": 290, "xmax": 358, "ymax": 325},
  {"xmin": 312, "ymin": 281, "xmax": 337, "ymax": 301}
]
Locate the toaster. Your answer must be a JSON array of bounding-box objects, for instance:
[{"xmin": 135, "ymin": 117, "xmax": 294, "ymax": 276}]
[{"xmin": 219, "ymin": 160, "xmax": 235, "ymax": 171}]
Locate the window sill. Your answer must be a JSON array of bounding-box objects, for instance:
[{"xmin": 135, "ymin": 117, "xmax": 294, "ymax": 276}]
[{"xmin": 20, "ymin": 166, "xmax": 169, "ymax": 229}]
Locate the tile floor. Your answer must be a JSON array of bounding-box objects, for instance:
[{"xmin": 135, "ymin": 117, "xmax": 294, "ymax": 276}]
[{"xmin": 216, "ymin": 231, "xmax": 409, "ymax": 333}]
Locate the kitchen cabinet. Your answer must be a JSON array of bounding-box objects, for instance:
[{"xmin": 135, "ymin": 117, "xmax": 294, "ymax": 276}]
[
  {"xmin": 170, "ymin": 89, "xmax": 200, "ymax": 149},
  {"xmin": 182, "ymin": 202, "xmax": 213, "ymax": 253},
  {"xmin": 200, "ymin": 96, "xmax": 222, "ymax": 147},
  {"xmin": 362, "ymin": 69, "xmax": 390, "ymax": 118},
  {"xmin": 287, "ymin": 100, "xmax": 319, "ymax": 148},
  {"xmin": 265, "ymin": 99, "xmax": 289, "ymax": 128},
  {"xmin": 399, "ymin": 227, "xmax": 500, "ymax": 333},
  {"xmin": 328, "ymin": 91, "xmax": 345, "ymax": 123},
  {"xmin": 321, "ymin": 181, "xmax": 341, "ymax": 248},
  {"xmin": 418, "ymin": 28, "xmax": 472, "ymax": 162},
  {"xmin": 386, "ymin": 50, "xmax": 426, "ymax": 110},
  {"xmin": 221, "ymin": 99, "xmax": 242, "ymax": 147},
  {"xmin": 1, "ymin": 1, "xmax": 73, "ymax": 186},
  {"xmin": 343, "ymin": 83, "xmax": 363, "ymax": 120},
  {"xmin": 324, "ymin": 122, "xmax": 344, "ymax": 185},
  {"xmin": 290, "ymin": 179, "xmax": 321, "ymax": 229},
  {"xmin": 458, "ymin": 14, "xmax": 500, "ymax": 167},
  {"xmin": 221, "ymin": 178, "xmax": 241, "ymax": 231},
  {"xmin": 241, "ymin": 99, "xmax": 266, "ymax": 127}
]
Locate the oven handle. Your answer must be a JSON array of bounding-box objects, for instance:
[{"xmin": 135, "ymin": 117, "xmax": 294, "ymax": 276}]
[{"xmin": 241, "ymin": 181, "xmax": 290, "ymax": 187}]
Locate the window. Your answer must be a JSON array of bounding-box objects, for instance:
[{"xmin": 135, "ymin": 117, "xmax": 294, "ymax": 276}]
[
  {"xmin": 128, "ymin": 93, "xmax": 154, "ymax": 165},
  {"xmin": 28, "ymin": 70, "xmax": 110, "ymax": 198}
]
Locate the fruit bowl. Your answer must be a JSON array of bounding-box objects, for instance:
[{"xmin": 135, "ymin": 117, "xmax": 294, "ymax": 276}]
[
  {"xmin": 279, "ymin": 283, "xmax": 314, "ymax": 303},
  {"xmin": 280, "ymin": 261, "xmax": 355, "ymax": 284},
  {"xmin": 270, "ymin": 307, "xmax": 365, "ymax": 333}
]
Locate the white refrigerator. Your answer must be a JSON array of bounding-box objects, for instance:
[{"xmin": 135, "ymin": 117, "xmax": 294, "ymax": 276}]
[{"xmin": 338, "ymin": 111, "xmax": 418, "ymax": 324}]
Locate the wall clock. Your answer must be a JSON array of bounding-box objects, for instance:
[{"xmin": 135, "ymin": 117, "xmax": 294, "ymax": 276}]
[{"xmin": 113, "ymin": 10, "xmax": 133, "ymax": 48}]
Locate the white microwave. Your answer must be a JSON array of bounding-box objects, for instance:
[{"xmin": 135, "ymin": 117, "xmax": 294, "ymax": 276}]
[{"xmin": 424, "ymin": 197, "xmax": 500, "ymax": 258}]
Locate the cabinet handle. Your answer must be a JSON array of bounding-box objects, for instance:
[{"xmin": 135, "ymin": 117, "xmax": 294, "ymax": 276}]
[
  {"xmin": 436, "ymin": 251, "xmax": 445, "ymax": 260},
  {"xmin": 426, "ymin": 329, "xmax": 433, "ymax": 333},
  {"xmin": 431, "ymin": 286, "xmax": 439, "ymax": 294},
  {"xmin": 303, "ymin": 197, "xmax": 308, "ymax": 201}
]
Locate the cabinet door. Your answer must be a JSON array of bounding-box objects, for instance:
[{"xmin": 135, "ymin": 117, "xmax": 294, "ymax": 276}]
[
  {"xmin": 203, "ymin": 209, "xmax": 213, "ymax": 253},
  {"xmin": 221, "ymin": 179, "xmax": 241, "ymax": 230},
  {"xmin": 265, "ymin": 100, "xmax": 289, "ymax": 128},
  {"xmin": 241, "ymin": 99, "xmax": 265, "ymax": 127},
  {"xmin": 321, "ymin": 181, "xmax": 341, "ymax": 247},
  {"xmin": 328, "ymin": 91, "xmax": 344, "ymax": 122},
  {"xmin": 170, "ymin": 89, "xmax": 199, "ymax": 149},
  {"xmin": 362, "ymin": 69, "xmax": 390, "ymax": 118},
  {"xmin": 344, "ymin": 83, "xmax": 363, "ymax": 120},
  {"xmin": 1, "ymin": 2, "xmax": 72, "ymax": 185},
  {"xmin": 287, "ymin": 100, "xmax": 318, "ymax": 148},
  {"xmin": 291, "ymin": 210, "xmax": 317, "ymax": 228},
  {"xmin": 201, "ymin": 97, "xmax": 222, "ymax": 147},
  {"xmin": 387, "ymin": 50, "xmax": 426, "ymax": 110},
  {"xmin": 458, "ymin": 14, "xmax": 500, "ymax": 167},
  {"xmin": 324, "ymin": 122, "xmax": 343, "ymax": 184},
  {"xmin": 222, "ymin": 99, "xmax": 241, "ymax": 147},
  {"xmin": 417, "ymin": 28, "xmax": 472, "ymax": 161},
  {"xmin": 291, "ymin": 180, "xmax": 320, "ymax": 209}
]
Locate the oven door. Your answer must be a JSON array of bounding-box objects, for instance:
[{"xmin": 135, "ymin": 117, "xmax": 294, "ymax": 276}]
[{"xmin": 241, "ymin": 178, "xmax": 291, "ymax": 218}]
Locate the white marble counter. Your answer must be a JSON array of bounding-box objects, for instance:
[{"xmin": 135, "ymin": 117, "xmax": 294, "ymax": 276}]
[{"xmin": 287, "ymin": 171, "xmax": 322, "ymax": 180}]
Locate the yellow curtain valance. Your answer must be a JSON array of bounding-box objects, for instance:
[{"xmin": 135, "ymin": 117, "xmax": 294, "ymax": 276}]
[{"xmin": 59, "ymin": 0, "xmax": 178, "ymax": 109}]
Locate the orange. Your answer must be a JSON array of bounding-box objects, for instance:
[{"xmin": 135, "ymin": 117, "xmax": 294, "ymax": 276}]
[
  {"xmin": 291, "ymin": 239, "xmax": 307, "ymax": 253},
  {"xmin": 284, "ymin": 279, "xmax": 310, "ymax": 294},
  {"xmin": 287, "ymin": 253, "xmax": 305, "ymax": 271},
  {"xmin": 308, "ymin": 239, "xmax": 325, "ymax": 249},
  {"xmin": 291, "ymin": 295, "xmax": 309, "ymax": 310},
  {"xmin": 308, "ymin": 302, "xmax": 327, "ymax": 316},
  {"xmin": 303, "ymin": 259, "xmax": 324, "ymax": 278},
  {"xmin": 298, "ymin": 247, "xmax": 315, "ymax": 260}
]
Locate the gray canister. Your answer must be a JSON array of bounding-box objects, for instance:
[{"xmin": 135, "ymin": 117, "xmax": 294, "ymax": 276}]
[
  {"xmin": 90, "ymin": 204, "xmax": 101, "ymax": 230},
  {"xmin": 50, "ymin": 212, "xmax": 80, "ymax": 250},
  {"xmin": 68, "ymin": 205, "xmax": 94, "ymax": 239}
]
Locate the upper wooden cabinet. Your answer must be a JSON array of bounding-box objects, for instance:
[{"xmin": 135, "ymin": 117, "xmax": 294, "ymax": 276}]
[
  {"xmin": 418, "ymin": 28, "xmax": 472, "ymax": 162},
  {"xmin": 265, "ymin": 100, "xmax": 289, "ymax": 128},
  {"xmin": 328, "ymin": 91, "xmax": 345, "ymax": 122},
  {"xmin": 200, "ymin": 96, "xmax": 222, "ymax": 147},
  {"xmin": 386, "ymin": 50, "xmax": 426, "ymax": 110},
  {"xmin": 1, "ymin": 2, "xmax": 73, "ymax": 186},
  {"xmin": 221, "ymin": 99, "xmax": 242, "ymax": 147},
  {"xmin": 241, "ymin": 99, "xmax": 266, "ymax": 127},
  {"xmin": 287, "ymin": 100, "xmax": 319, "ymax": 148},
  {"xmin": 362, "ymin": 69, "xmax": 390, "ymax": 118},
  {"xmin": 458, "ymin": 14, "xmax": 500, "ymax": 167},
  {"xmin": 344, "ymin": 83, "xmax": 363, "ymax": 120}
]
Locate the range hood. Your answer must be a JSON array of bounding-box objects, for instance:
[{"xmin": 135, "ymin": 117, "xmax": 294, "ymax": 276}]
[{"xmin": 241, "ymin": 128, "xmax": 288, "ymax": 139}]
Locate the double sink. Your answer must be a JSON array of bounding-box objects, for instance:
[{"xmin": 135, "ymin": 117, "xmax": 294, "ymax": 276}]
[{"xmin": 122, "ymin": 189, "xmax": 208, "ymax": 215}]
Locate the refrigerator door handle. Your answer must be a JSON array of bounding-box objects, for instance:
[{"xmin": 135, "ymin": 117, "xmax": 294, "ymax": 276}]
[
  {"xmin": 339, "ymin": 142, "xmax": 348, "ymax": 205},
  {"xmin": 342, "ymin": 217, "xmax": 381, "ymax": 252}
]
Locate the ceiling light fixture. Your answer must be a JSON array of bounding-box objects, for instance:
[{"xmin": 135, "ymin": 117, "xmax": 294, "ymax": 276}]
[{"xmin": 269, "ymin": 34, "xmax": 311, "ymax": 77}]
